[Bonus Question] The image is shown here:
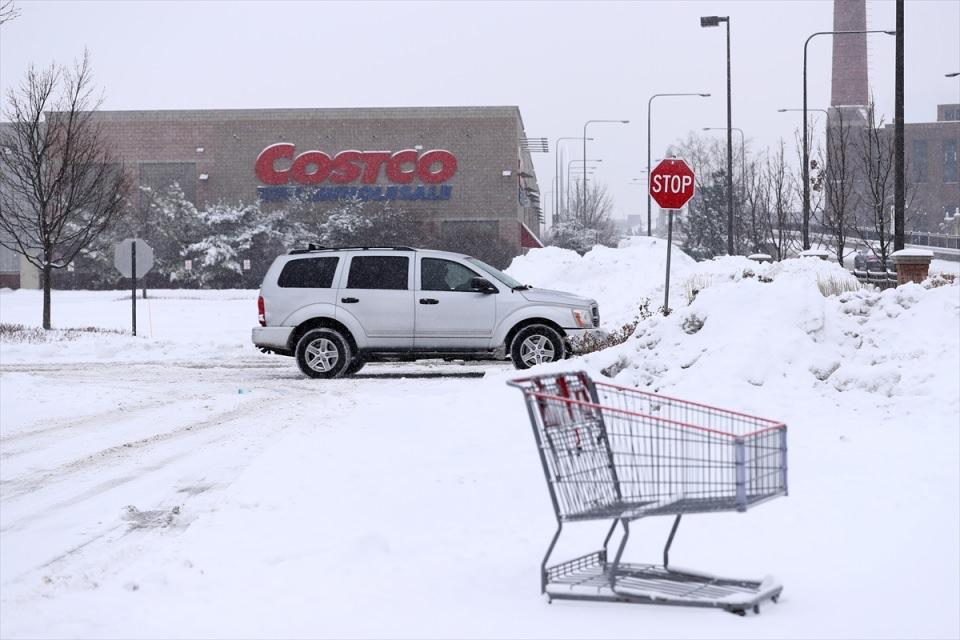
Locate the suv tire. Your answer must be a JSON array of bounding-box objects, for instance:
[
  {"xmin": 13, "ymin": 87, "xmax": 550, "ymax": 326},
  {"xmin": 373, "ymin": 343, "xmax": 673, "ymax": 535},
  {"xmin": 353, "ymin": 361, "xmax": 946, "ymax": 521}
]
[
  {"xmin": 295, "ymin": 328, "xmax": 352, "ymax": 379},
  {"xmin": 510, "ymin": 324, "xmax": 564, "ymax": 370},
  {"xmin": 344, "ymin": 358, "xmax": 366, "ymax": 376}
]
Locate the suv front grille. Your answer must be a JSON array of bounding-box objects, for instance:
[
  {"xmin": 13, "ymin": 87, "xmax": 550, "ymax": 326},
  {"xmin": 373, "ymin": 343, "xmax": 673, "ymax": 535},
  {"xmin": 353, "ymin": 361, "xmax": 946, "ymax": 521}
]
[{"xmin": 591, "ymin": 305, "xmax": 600, "ymax": 327}]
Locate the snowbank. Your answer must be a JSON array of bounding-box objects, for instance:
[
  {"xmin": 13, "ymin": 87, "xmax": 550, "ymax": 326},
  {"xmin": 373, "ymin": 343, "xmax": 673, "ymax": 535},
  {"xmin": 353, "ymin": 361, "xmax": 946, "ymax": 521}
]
[
  {"xmin": 505, "ymin": 237, "xmax": 698, "ymax": 327},
  {"xmin": 504, "ymin": 240, "xmax": 958, "ymax": 416}
]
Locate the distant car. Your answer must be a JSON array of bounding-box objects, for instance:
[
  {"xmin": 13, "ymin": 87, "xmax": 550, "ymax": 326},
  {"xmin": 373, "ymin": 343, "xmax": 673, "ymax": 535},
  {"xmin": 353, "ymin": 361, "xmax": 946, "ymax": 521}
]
[
  {"xmin": 252, "ymin": 246, "xmax": 601, "ymax": 378},
  {"xmin": 853, "ymin": 250, "xmax": 894, "ymax": 273}
]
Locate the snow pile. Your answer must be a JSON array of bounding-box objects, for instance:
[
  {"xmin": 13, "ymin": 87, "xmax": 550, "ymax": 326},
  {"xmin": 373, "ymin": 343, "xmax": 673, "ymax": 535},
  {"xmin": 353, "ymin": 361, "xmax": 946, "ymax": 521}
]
[
  {"xmin": 503, "ymin": 240, "xmax": 957, "ymax": 417},
  {"xmin": 562, "ymin": 268, "xmax": 960, "ymax": 417},
  {"xmin": 505, "ymin": 237, "xmax": 698, "ymax": 327}
]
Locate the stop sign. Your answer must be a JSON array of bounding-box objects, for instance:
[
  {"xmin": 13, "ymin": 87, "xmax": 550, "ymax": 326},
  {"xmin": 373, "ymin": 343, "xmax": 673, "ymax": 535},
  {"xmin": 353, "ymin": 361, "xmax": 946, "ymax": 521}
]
[{"xmin": 649, "ymin": 158, "xmax": 696, "ymax": 210}]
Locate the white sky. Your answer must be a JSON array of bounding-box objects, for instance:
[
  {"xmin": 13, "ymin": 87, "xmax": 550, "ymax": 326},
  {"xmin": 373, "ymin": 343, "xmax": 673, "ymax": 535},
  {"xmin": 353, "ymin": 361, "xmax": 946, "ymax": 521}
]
[{"xmin": 1, "ymin": 0, "xmax": 958, "ymax": 221}]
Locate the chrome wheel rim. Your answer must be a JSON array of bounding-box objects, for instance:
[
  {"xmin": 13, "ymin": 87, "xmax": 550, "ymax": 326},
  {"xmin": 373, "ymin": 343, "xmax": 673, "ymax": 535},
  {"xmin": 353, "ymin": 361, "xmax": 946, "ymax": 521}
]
[
  {"xmin": 520, "ymin": 334, "xmax": 555, "ymax": 367},
  {"xmin": 305, "ymin": 338, "xmax": 339, "ymax": 372}
]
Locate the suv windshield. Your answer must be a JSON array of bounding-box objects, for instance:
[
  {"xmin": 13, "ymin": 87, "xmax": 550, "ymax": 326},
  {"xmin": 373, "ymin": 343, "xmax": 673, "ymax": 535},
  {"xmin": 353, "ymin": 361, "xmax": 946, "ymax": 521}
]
[{"xmin": 465, "ymin": 257, "xmax": 526, "ymax": 290}]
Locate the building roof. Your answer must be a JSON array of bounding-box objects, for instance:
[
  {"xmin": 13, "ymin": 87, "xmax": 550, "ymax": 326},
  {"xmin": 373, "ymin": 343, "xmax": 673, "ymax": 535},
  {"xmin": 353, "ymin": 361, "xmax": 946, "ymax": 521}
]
[{"xmin": 88, "ymin": 106, "xmax": 523, "ymax": 122}]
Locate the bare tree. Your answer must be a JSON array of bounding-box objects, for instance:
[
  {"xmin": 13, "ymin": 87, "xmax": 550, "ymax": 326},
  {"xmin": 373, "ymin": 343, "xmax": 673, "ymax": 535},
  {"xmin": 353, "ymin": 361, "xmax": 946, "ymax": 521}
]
[
  {"xmin": 767, "ymin": 140, "xmax": 797, "ymax": 261},
  {"xmin": 741, "ymin": 159, "xmax": 772, "ymax": 255},
  {"xmin": 550, "ymin": 181, "xmax": 619, "ymax": 252},
  {"xmin": 0, "ymin": 50, "xmax": 130, "ymax": 328},
  {"xmin": 0, "ymin": 0, "xmax": 19, "ymax": 25},
  {"xmin": 814, "ymin": 108, "xmax": 858, "ymax": 265},
  {"xmin": 854, "ymin": 114, "xmax": 897, "ymax": 268}
]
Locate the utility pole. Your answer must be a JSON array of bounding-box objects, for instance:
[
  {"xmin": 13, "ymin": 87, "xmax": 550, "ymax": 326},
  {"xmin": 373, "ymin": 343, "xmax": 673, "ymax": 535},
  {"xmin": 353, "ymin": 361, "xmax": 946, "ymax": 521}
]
[{"xmin": 894, "ymin": 0, "xmax": 905, "ymax": 251}]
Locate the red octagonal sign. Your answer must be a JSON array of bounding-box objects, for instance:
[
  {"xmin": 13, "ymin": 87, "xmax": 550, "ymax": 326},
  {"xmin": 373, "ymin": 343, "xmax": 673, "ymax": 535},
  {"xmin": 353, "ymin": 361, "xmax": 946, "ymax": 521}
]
[{"xmin": 649, "ymin": 158, "xmax": 696, "ymax": 210}]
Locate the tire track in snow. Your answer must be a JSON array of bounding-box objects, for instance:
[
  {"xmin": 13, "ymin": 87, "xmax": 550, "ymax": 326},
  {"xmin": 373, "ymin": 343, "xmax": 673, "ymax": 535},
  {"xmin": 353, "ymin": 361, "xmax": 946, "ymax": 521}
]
[{"xmin": 0, "ymin": 392, "xmax": 288, "ymax": 504}]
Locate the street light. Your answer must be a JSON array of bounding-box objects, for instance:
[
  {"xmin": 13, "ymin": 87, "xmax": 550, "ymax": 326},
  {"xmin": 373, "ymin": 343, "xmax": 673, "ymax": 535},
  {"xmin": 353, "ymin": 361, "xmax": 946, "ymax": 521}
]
[
  {"xmin": 583, "ymin": 119, "xmax": 629, "ymax": 220},
  {"xmin": 801, "ymin": 28, "xmax": 896, "ymax": 249},
  {"xmin": 554, "ymin": 136, "xmax": 591, "ymax": 223},
  {"xmin": 700, "ymin": 15, "xmax": 734, "ymax": 254},
  {"xmin": 647, "ymin": 93, "xmax": 710, "ymax": 237}
]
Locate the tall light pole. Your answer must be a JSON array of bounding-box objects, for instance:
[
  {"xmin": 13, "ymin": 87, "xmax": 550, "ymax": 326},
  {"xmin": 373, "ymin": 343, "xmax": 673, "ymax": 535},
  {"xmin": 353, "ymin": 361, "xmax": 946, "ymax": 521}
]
[
  {"xmin": 583, "ymin": 119, "xmax": 628, "ymax": 221},
  {"xmin": 704, "ymin": 127, "xmax": 745, "ymax": 232},
  {"xmin": 647, "ymin": 93, "xmax": 710, "ymax": 237},
  {"xmin": 700, "ymin": 15, "xmax": 733, "ymax": 254},
  {"xmin": 554, "ymin": 136, "xmax": 590, "ymax": 223},
  {"xmin": 801, "ymin": 29, "xmax": 896, "ymax": 249}
]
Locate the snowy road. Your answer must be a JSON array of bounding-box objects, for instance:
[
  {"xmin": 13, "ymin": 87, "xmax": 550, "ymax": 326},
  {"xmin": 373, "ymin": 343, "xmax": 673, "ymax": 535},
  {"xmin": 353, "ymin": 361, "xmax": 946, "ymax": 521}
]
[{"xmin": 1, "ymin": 358, "xmax": 499, "ymax": 593}]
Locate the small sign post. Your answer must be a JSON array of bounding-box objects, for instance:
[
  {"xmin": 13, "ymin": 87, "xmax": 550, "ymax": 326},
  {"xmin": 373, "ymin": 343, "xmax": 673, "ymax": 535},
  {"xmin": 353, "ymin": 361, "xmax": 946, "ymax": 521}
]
[
  {"xmin": 649, "ymin": 158, "xmax": 696, "ymax": 314},
  {"xmin": 114, "ymin": 238, "xmax": 154, "ymax": 336}
]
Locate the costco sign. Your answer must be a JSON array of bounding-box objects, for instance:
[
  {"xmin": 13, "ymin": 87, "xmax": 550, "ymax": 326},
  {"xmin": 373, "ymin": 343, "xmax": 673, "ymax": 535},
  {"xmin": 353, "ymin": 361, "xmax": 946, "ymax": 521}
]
[{"xmin": 255, "ymin": 143, "xmax": 458, "ymax": 203}]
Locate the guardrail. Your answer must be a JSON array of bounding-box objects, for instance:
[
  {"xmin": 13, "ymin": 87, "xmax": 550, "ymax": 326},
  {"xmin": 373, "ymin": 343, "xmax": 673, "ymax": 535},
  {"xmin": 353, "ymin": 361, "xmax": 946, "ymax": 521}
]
[
  {"xmin": 852, "ymin": 269, "xmax": 898, "ymax": 290},
  {"xmin": 778, "ymin": 222, "xmax": 960, "ymax": 250}
]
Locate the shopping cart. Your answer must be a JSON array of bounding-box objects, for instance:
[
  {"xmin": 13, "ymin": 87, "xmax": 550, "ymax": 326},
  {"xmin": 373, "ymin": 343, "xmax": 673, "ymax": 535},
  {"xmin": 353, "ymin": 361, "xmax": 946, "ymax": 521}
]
[{"xmin": 508, "ymin": 371, "xmax": 788, "ymax": 615}]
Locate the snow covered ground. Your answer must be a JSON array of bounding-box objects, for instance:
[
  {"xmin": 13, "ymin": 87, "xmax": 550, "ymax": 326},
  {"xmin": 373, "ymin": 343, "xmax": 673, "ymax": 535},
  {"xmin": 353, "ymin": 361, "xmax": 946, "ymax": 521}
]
[{"xmin": 1, "ymin": 239, "xmax": 958, "ymax": 639}]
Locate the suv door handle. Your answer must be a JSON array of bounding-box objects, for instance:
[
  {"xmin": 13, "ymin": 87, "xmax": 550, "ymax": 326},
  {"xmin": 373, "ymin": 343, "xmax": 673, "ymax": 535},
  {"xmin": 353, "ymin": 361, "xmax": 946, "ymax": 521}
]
[
  {"xmin": 419, "ymin": 298, "xmax": 439, "ymax": 305},
  {"xmin": 341, "ymin": 297, "xmax": 359, "ymax": 304}
]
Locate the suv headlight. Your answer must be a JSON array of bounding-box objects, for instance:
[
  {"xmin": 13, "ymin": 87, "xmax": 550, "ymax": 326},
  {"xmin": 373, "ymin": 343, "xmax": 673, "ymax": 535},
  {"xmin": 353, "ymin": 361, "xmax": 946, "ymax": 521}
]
[{"xmin": 571, "ymin": 309, "xmax": 592, "ymax": 328}]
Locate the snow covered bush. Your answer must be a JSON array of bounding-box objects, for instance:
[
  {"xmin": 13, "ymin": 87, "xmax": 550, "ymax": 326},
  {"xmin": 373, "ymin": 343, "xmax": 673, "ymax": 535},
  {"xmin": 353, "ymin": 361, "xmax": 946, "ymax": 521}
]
[{"xmin": 568, "ymin": 299, "xmax": 652, "ymax": 355}]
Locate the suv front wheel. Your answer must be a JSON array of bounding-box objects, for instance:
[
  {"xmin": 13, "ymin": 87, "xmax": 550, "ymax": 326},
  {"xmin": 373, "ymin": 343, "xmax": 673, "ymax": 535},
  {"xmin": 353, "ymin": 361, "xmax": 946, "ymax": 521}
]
[
  {"xmin": 295, "ymin": 328, "xmax": 352, "ymax": 378},
  {"xmin": 510, "ymin": 324, "xmax": 564, "ymax": 370}
]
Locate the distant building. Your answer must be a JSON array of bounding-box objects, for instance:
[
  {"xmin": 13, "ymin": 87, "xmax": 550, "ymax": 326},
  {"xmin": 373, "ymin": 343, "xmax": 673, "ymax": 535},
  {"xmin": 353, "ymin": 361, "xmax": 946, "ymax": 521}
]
[
  {"xmin": 1, "ymin": 106, "xmax": 545, "ymax": 288},
  {"xmin": 827, "ymin": 0, "xmax": 959, "ymax": 235},
  {"xmin": 892, "ymin": 105, "xmax": 960, "ymax": 231}
]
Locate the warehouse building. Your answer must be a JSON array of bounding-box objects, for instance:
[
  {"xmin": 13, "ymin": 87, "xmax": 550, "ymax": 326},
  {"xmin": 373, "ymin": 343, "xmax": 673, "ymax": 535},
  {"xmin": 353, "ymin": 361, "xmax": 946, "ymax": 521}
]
[{"xmin": 0, "ymin": 105, "xmax": 545, "ymax": 288}]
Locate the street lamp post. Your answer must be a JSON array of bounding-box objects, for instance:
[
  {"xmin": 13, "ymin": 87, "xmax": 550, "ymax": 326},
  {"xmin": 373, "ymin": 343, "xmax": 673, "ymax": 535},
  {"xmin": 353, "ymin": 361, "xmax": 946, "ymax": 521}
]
[
  {"xmin": 801, "ymin": 29, "xmax": 895, "ymax": 250},
  {"xmin": 583, "ymin": 120, "xmax": 628, "ymax": 221},
  {"xmin": 700, "ymin": 15, "xmax": 733, "ymax": 254},
  {"xmin": 554, "ymin": 136, "xmax": 590, "ymax": 223},
  {"xmin": 647, "ymin": 93, "xmax": 710, "ymax": 237}
]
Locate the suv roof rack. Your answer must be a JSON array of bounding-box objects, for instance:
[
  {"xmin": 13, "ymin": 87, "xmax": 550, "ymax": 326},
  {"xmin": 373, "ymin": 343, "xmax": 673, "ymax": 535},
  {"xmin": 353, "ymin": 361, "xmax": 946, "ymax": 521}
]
[{"xmin": 288, "ymin": 245, "xmax": 417, "ymax": 255}]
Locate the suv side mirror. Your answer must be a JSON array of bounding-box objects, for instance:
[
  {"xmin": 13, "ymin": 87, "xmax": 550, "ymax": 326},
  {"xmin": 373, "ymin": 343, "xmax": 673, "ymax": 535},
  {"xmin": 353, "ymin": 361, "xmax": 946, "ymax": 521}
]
[{"xmin": 470, "ymin": 277, "xmax": 498, "ymax": 294}]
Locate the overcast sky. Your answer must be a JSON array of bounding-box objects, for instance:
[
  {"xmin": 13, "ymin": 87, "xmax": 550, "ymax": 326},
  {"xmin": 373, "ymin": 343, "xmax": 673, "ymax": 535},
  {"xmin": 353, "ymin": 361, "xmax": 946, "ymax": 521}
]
[{"xmin": 1, "ymin": 0, "xmax": 958, "ymax": 221}]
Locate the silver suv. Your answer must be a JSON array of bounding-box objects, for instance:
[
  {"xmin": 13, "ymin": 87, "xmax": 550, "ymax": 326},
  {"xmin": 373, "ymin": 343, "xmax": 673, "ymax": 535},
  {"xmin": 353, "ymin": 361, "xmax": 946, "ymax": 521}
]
[{"xmin": 252, "ymin": 246, "xmax": 600, "ymax": 378}]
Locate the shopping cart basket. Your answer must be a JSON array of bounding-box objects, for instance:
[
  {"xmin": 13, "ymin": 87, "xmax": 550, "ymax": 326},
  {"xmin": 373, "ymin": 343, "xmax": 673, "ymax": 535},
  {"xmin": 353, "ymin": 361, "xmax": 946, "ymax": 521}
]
[{"xmin": 508, "ymin": 371, "xmax": 788, "ymax": 615}]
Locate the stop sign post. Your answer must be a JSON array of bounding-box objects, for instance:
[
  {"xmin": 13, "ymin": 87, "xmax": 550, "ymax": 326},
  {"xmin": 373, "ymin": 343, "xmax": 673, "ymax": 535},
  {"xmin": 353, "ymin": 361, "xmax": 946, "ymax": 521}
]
[
  {"xmin": 649, "ymin": 159, "xmax": 696, "ymax": 314},
  {"xmin": 114, "ymin": 238, "xmax": 154, "ymax": 336}
]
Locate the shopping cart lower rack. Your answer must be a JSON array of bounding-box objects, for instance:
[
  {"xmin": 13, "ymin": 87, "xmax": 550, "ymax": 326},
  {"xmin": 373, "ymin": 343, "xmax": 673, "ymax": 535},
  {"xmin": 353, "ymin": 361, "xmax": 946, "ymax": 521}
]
[{"xmin": 508, "ymin": 372, "xmax": 788, "ymax": 615}]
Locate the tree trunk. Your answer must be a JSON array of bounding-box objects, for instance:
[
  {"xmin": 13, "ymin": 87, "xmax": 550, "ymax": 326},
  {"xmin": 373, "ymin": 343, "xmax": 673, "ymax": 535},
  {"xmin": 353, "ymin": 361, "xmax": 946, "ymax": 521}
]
[{"xmin": 42, "ymin": 256, "xmax": 52, "ymax": 330}]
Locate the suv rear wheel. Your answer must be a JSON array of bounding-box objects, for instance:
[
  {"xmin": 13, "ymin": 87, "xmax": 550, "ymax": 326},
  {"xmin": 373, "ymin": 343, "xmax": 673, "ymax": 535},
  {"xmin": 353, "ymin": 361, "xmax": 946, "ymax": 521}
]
[
  {"xmin": 295, "ymin": 328, "xmax": 352, "ymax": 378},
  {"xmin": 510, "ymin": 324, "xmax": 564, "ymax": 370},
  {"xmin": 344, "ymin": 358, "xmax": 366, "ymax": 376}
]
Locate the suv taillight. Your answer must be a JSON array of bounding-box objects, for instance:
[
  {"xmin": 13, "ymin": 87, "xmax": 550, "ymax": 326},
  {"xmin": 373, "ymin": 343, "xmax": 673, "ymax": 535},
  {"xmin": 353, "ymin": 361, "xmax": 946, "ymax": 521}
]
[{"xmin": 257, "ymin": 295, "xmax": 266, "ymax": 326}]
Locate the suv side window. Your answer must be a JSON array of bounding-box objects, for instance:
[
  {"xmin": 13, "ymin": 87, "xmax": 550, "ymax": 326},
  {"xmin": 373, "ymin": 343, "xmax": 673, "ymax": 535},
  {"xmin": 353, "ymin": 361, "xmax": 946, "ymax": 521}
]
[
  {"xmin": 346, "ymin": 256, "xmax": 409, "ymax": 290},
  {"xmin": 277, "ymin": 257, "xmax": 339, "ymax": 288},
  {"xmin": 421, "ymin": 258, "xmax": 481, "ymax": 292}
]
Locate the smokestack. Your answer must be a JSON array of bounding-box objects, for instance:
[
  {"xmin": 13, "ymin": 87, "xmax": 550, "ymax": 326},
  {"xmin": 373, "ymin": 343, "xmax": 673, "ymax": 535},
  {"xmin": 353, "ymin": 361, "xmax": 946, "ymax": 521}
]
[{"xmin": 831, "ymin": 0, "xmax": 869, "ymax": 107}]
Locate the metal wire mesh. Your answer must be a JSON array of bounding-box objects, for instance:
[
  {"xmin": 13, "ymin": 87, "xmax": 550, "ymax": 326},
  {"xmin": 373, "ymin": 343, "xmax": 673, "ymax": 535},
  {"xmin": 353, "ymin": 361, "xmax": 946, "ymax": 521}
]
[{"xmin": 510, "ymin": 372, "xmax": 788, "ymax": 522}]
